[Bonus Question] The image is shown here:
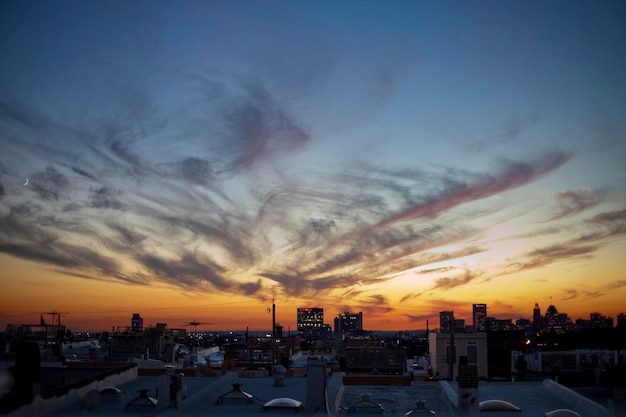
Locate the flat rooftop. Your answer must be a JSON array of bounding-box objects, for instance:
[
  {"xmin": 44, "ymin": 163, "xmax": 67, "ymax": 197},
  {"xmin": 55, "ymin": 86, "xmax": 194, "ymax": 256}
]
[{"xmin": 36, "ymin": 375, "xmax": 604, "ymax": 417}]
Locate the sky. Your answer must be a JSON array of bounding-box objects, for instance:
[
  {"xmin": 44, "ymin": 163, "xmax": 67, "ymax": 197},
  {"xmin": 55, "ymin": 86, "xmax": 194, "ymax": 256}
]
[{"xmin": 1, "ymin": 0, "xmax": 625, "ymax": 333}]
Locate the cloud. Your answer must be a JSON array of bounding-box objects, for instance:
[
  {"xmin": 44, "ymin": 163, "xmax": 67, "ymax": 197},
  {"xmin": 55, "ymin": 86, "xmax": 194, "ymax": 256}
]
[
  {"xmin": 357, "ymin": 294, "xmax": 394, "ymax": 315},
  {"xmin": 405, "ymin": 313, "xmax": 438, "ymax": 323},
  {"xmin": 561, "ymin": 287, "xmax": 605, "ymax": 301},
  {"xmin": 562, "ymin": 279, "xmax": 626, "ymax": 303},
  {"xmin": 159, "ymin": 157, "xmax": 216, "ymax": 186},
  {"xmin": 561, "ymin": 289, "xmax": 578, "ymax": 301},
  {"xmin": 136, "ymin": 251, "xmax": 232, "ymax": 290},
  {"xmin": 511, "ymin": 226, "xmax": 562, "ymax": 239},
  {"xmin": 0, "ymin": 74, "xmax": 582, "ymax": 306},
  {"xmin": 431, "ymin": 270, "xmax": 482, "ymax": 290},
  {"xmin": 415, "ymin": 266, "xmax": 457, "ymax": 274},
  {"xmin": 505, "ymin": 244, "xmax": 597, "ymax": 274},
  {"xmin": 501, "ymin": 208, "xmax": 626, "ymax": 278},
  {"xmin": 218, "ymin": 80, "xmax": 311, "ymax": 172},
  {"xmin": 0, "ymin": 242, "xmax": 121, "ymax": 280},
  {"xmin": 583, "ymin": 208, "xmax": 626, "ymax": 238},
  {"xmin": 29, "ymin": 166, "xmax": 70, "ymax": 200},
  {"xmin": 440, "ymin": 113, "xmax": 541, "ymax": 154},
  {"xmin": 373, "ymin": 151, "xmax": 571, "ymax": 228},
  {"xmin": 89, "ymin": 186, "xmax": 124, "ymax": 210},
  {"xmin": 70, "ymin": 165, "xmax": 97, "ymax": 180},
  {"xmin": 547, "ymin": 188, "xmax": 603, "ymax": 220},
  {"xmin": 609, "ymin": 280, "xmax": 626, "ymax": 289}
]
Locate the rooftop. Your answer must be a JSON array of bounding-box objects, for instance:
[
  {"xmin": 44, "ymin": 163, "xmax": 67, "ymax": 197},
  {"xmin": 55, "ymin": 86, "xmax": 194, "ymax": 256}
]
[{"xmin": 24, "ymin": 373, "xmax": 607, "ymax": 417}]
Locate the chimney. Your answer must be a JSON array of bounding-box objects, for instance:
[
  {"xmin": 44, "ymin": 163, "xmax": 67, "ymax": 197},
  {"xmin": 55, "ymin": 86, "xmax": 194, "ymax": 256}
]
[
  {"xmin": 272, "ymin": 299, "xmax": 276, "ymax": 337},
  {"xmin": 306, "ymin": 358, "xmax": 328, "ymax": 414}
]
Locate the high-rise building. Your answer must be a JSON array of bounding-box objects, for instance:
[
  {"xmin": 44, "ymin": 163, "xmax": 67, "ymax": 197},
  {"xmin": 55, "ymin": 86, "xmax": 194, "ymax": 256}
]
[
  {"xmin": 334, "ymin": 311, "xmax": 363, "ymax": 336},
  {"xmin": 589, "ymin": 312, "xmax": 613, "ymax": 329},
  {"xmin": 439, "ymin": 311, "xmax": 454, "ymax": 333},
  {"xmin": 532, "ymin": 302, "xmax": 543, "ymax": 330},
  {"xmin": 472, "ymin": 304, "xmax": 487, "ymax": 332},
  {"xmin": 297, "ymin": 307, "xmax": 324, "ymax": 335},
  {"xmin": 131, "ymin": 313, "xmax": 143, "ymax": 333}
]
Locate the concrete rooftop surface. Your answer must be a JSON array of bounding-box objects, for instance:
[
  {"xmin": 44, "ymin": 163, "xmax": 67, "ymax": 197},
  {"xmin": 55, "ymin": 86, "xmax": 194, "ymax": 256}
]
[{"xmin": 11, "ymin": 372, "xmax": 608, "ymax": 417}]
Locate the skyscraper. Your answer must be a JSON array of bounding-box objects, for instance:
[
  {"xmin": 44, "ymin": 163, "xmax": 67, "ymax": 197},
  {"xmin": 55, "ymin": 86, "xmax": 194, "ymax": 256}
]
[
  {"xmin": 131, "ymin": 313, "xmax": 143, "ymax": 332},
  {"xmin": 439, "ymin": 311, "xmax": 454, "ymax": 333},
  {"xmin": 334, "ymin": 311, "xmax": 363, "ymax": 336},
  {"xmin": 533, "ymin": 303, "xmax": 541, "ymax": 324},
  {"xmin": 473, "ymin": 304, "xmax": 487, "ymax": 332},
  {"xmin": 297, "ymin": 307, "xmax": 324, "ymax": 335}
]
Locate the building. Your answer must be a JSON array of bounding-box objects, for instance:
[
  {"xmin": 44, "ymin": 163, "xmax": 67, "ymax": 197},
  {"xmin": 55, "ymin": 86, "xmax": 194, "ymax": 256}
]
[
  {"xmin": 109, "ymin": 332, "xmax": 170, "ymax": 359},
  {"xmin": 131, "ymin": 313, "xmax": 143, "ymax": 333},
  {"xmin": 472, "ymin": 304, "xmax": 487, "ymax": 332},
  {"xmin": 439, "ymin": 311, "xmax": 454, "ymax": 333},
  {"xmin": 544, "ymin": 304, "xmax": 572, "ymax": 333},
  {"xmin": 588, "ymin": 312, "xmax": 614, "ymax": 329},
  {"xmin": 224, "ymin": 336, "xmax": 287, "ymax": 370},
  {"xmin": 428, "ymin": 332, "xmax": 488, "ymax": 380},
  {"xmin": 334, "ymin": 312, "xmax": 363, "ymax": 337},
  {"xmin": 297, "ymin": 308, "xmax": 327, "ymax": 338},
  {"xmin": 532, "ymin": 302, "xmax": 544, "ymax": 332},
  {"xmin": 342, "ymin": 344, "xmax": 407, "ymax": 375},
  {"xmin": 487, "ymin": 318, "xmax": 513, "ymax": 331}
]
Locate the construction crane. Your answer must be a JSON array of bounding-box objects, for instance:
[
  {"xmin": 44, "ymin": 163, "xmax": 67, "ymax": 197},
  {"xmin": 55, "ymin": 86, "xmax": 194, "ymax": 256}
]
[
  {"xmin": 179, "ymin": 320, "xmax": 213, "ymax": 367},
  {"xmin": 41, "ymin": 310, "xmax": 69, "ymax": 326},
  {"xmin": 180, "ymin": 320, "xmax": 211, "ymax": 333}
]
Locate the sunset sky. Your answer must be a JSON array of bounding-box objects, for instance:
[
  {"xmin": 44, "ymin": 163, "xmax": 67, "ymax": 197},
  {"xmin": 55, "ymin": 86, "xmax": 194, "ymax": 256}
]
[{"xmin": 1, "ymin": 1, "xmax": 625, "ymax": 333}]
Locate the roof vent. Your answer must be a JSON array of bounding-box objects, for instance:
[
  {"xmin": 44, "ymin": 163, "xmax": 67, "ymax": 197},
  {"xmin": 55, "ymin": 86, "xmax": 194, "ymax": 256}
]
[
  {"xmin": 216, "ymin": 382, "xmax": 255, "ymax": 405},
  {"xmin": 273, "ymin": 364, "xmax": 287, "ymax": 386},
  {"xmin": 348, "ymin": 394, "xmax": 384, "ymax": 414},
  {"xmin": 125, "ymin": 388, "xmax": 157, "ymax": 410},
  {"xmin": 405, "ymin": 399, "xmax": 436, "ymax": 415}
]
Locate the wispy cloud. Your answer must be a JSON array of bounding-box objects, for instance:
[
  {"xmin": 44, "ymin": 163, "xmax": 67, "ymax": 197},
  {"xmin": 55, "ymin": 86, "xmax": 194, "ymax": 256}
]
[
  {"xmin": 405, "ymin": 313, "xmax": 438, "ymax": 323},
  {"xmin": 0, "ymin": 79, "xmax": 582, "ymax": 304},
  {"xmin": 431, "ymin": 270, "xmax": 482, "ymax": 290},
  {"xmin": 581, "ymin": 208, "xmax": 626, "ymax": 239},
  {"xmin": 372, "ymin": 151, "xmax": 571, "ymax": 228},
  {"xmin": 505, "ymin": 244, "xmax": 597, "ymax": 274},
  {"xmin": 546, "ymin": 188, "xmax": 604, "ymax": 220},
  {"xmin": 561, "ymin": 279, "xmax": 626, "ymax": 303},
  {"xmin": 415, "ymin": 266, "xmax": 457, "ymax": 275}
]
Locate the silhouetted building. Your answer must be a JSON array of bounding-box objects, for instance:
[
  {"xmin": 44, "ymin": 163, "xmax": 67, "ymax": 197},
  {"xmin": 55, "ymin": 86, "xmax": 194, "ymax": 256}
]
[
  {"xmin": 224, "ymin": 336, "xmax": 285, "ymax": 369},
  {"xmin": 590, "ymin": 312, "xmax": 613, "ymax": 329},
  {"xmin": 109, "ymin": 328, "xmax": 175, "ymax": 360},
  {"xmin": 297, "ymin": 308, "xmax": 329, "ymax": 338},
  {"xmin": 334, "ymin": 312, "xmax": 363, "ymax": 337},
  {"xmin": 454, "ymin": 319, "xmax": 466, "ymax": 333},
  {"xmin": 515, "ymin": 318, "xmax": 533, "ymax": 333},
  {"xmin": 544, "ymin": 304, "xmax": 572, "ymax": 333},
  {"xmin": 439, "ymin": 311, "xmax": 454, "ymax": 333},
  {"xmin": 488, "ymin": 318, "xmax": 513, "ymax": 331},
  {"xmin": 473, "ymin": 304, "xmax": 487, "ymax": 332},
  {"xmin": 533, "ymin": 302, "xmax": 542, "ymax": 330},
  {"xmin": 131, "ymin": 314, "xmax": 143, "ymax": 333},
  {"xmin": 342, "ymin": 342, "xmax": 407, "ymax": 375}
]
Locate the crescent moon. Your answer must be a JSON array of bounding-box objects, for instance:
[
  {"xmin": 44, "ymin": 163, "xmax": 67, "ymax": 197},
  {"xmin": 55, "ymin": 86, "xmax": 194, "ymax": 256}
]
[{"xmin": 24, "ymin": 178, "xmax": 29, "ymax": 186}]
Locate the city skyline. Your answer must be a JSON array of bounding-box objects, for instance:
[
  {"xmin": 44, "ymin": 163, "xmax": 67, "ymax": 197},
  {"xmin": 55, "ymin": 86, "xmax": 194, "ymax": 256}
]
[
  {"xmin": 7, "ymin": 300, "xmax": 623, "ymax": 335},
  {"xmin": 1, "ymin": 1, "xmax": 626, "ymax": 332}
]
